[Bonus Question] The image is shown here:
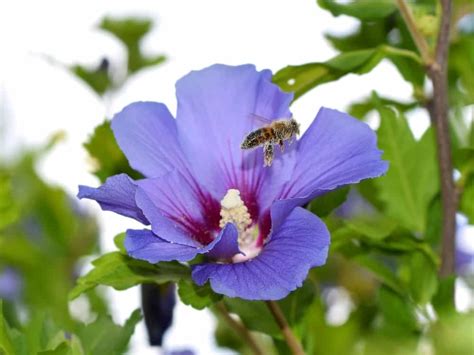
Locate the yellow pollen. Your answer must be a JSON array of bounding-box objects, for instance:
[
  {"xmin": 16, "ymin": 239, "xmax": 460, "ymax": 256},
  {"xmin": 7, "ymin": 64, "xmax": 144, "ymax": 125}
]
[{"xmin": 219, "ymin": 189, "xmax": 252, "ymax": 234}]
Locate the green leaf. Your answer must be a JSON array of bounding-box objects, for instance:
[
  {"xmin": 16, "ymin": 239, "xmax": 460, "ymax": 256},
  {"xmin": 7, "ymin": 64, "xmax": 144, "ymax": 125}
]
[
  {"xmin": 100, "ymin": 17, "xmax": 151, "ymax": 46},
  {"xmin": 348, "ymin": 96, "xmax": 418, "ymax": 120},
  {"xmin": 84, "ymin": 121, "xmax": 142, "ymax": 182},
  {"xmin": 71, "ymin": 60, "xmax": 111, "ymax": 96},
  {"xmin": 380, "ymin": 235, "xmax": 439, "ymax": 265},
  {"xmin": 273, "ymin": 46, "xmax": 421, "ymax": 100},
  {"xmin": 449, "ymin": 35, "xmax": 474, "ymax": 104},
  {"xmin": 70, "ymin": 252, "xmax": 190, "ymax": 300},
  {"xmin": 308, "ymin": 186, "xmax": 350, "ymax": 217},
  {"xmin": 138, "ymin": 55, "xmax": 167, "ymax": 72},
  {"xmin": 38, "ymin": 342, "xmax": 70, "ymax": 355},
  {"xmin": 408, "ymin": 251, "xmax": 438, "ymax": 304},
  {"xmin": 356, "ymin": 178, "xmax": 386, "ymax": 211},
  {"xmin": 353, "ymin": 255, "xmax": 405, "ymax": 295},
  {"xmin": 378, "ymin": 286, "xmax": 419, "ymax": 332},
  {"xmin": 23, "ymin": 313, "xmax": 62, "ymax": 354},
  {"xmin": 224, "ymin": 283, "xmax": 325, "ymax": 341},
  {"xmin": 113, "ymin": 233, "xmax": 126, "ymax": 254},
  {"xmin": 278, "ymin": 279, "xmax": 316, "ymax": 327},
  {"xmin": 0, "ymin": 145, "xmax": 100, "ymax": 328},
  {"xmin": 75, "ymin": 309, "xmax": 141, "ymax": 355},
  {"xmin": 213, "ymin": 315, "xmax": 246, "ymax": 353},
  {"xmin": 0, "ymin": 301, "xmax": 15, "ymax": 355},
  {"xmin": 322, "ymin": 12, "xmax": 426, "ymax": 88},
  {"xmin": 425, "ymin": 196, "xmax": 442, "ymax": 245},
  {"xmin": 332, "ymin": 223, "xmax": 439, "ymax": 266},
  {"xmin": 345, "ymin": 215, "xmax": 397, "ymax": 240},
  {"xmin": 0, "ymin": 307, "xmax": 82, "ymax": 355},
  {"xmin": 390, "ymin": 15, "xmax": 427, "ymax": 89},
  {"xmin": 224, "ymin": 299, "xmax": 281, "ymax": 338},
  {"xmin": 99, "ymin": 17, "xmax": 166, "ymax": 74},
  {"xmin": 460, "ymin": 176, "xmax": 474, "ymax": 223},
  {"xmin": 68, "ymin": 337, "xmax": 85, "ymax": 355},
  {"xmin": 432, "ymin": 276, "xmax": 456, "ymax": 317},
  {"xmin": 374, "ymin": 105, "xmax": 439, "ymax": 232},
  {"xmin": 430, "ymin": 311, "xmax": 474, "ymax": 355},
  {"xmin": 0, "ymin": 175, "xmax": 19, "ymax": 230},
  {"xmin": 317, "ymin": 0, "xmax": 397, "ymax": 20},
  {"xmin": 325, "ymin": 19, "xmax": 389, "ymax": 52},
  {"xmin": 453, "ymin": 148, "xmax": 474, "ymax": 173},
  {"xmin": 178, "ymin": 280, "xmax": 222, "ymax": 310},
  {"xmin": 300, "ymin": 299, "xmax": 362, "ymax": 355}
]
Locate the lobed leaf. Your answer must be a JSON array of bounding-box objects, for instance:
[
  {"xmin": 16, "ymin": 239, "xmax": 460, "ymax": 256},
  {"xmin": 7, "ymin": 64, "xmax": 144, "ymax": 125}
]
[
  {"xmin": 308, "ymin": 186, "xmax": 350, "ymax": 217},
  {"xmin": 0, "ymin": 301, "xmax": 15, "ymax": 355},
  {"xmin": 69, "ymin": 252, "xmax": 190, "ymax": 300},
  {"xmin": 345, "ymin": 216, "xmax": 397, "ymax": 241},
  {"xmin": 72, "ymin": 60, "xmax": 111, "ymax": 96},
  {"xmin": 74, "ymin": 309, "xmax": 142, "ymax": 355},
  {"xmin": 377, "ymin": 286, "xmax": 419, "ymax": 332},
  {"xmin": 273, "ymin": 46, "xmax": 421, "ymax": 100},
  {"xmin": 317, "ymin": 0, "xmax": 397, "ymax": 20},
  {"xmin": 353, "ymin": 255, "xmax": 405, "ymax": 295},
  {"xmin": 99, "ymin": 17, "xmax": 166, "ymax": 74},
  {"xmin": 375, "ymin": 105, "xmax": 439, "ymax": 232},
  {"xmin": 408, "ymin": 251, "xmax": 438, "ymax": 305},
  {"xmin": 224, "ymin": 298, "xmax": 281, "ymax": 338},
  {"xmin": 83, "ymin": 120, "xmax": 142, "ymax": 183},
  {"xmin": 178, "ymin": 280, "xmax": 222, "ymax": 310}
]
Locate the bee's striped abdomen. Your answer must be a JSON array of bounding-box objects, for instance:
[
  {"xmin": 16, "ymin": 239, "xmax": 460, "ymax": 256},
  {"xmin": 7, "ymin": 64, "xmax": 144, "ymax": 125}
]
[{"xmin": 241, "ymin": 128, "xmax": 274, "ymax": 149}]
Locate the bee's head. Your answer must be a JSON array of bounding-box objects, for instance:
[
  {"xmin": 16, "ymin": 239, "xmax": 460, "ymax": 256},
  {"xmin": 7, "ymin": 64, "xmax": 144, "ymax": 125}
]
[{"xmin": 291, "ymin": 119, "xmax": 300, "ymax": 135}]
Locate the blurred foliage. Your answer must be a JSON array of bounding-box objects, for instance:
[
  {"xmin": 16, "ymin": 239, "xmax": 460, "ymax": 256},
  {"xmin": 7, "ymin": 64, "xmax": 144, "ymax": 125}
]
[
  {"xmin": 3, "ymin": 4, "xmax": 472, "ymax": 355},
  {"xmin": 177, "ymin": 280, "xmax": 222, "ymax": 310},
  {"xmin": 308, "ymin": 186, "xmax": 350, "ymax": 218},
  {"xmin": 84, "ymin": 120, "xmax": 142, "ymax": 183},
  {"xmin": 70, "ymin": 252, "xmax": 189, "ymax": 300},
  {"xmin": 72, "ymin": 3, "xmax": 474, "ymax": 354},
  {"xmin": 100, "ymin": 17, "xmax": 166, "ymax": 75},
  {"xmin": 0, "ymin": 299, "xmax": 141, "ymax": 355},
  {"xmin": 0, "ymin": 15, "xmax": 166, "ymax": 344},
  {"xmin": 273, "ymin": 45, "xmax": 421, "ymax": 100},
  {"xmin": 0, "ymin": 134, "xmax": 144, "ymax": 354},
  {"xmin": 269, "ymin": 0, "xmax": 474, "ymax": 354},
  {"xmin": 71, "ymin": 16, "xmax": 166, "ymax": 96},
  {"xmin": 374, "ymin": 103, "xmax": 439, "ymax": 233},
  {"xmin": 72, "ymin": 59, "xmax": 112, "ymax": 96},
  {"xmin": 0, "ymin": 135, "xmax": 99, "ymax": 328}
]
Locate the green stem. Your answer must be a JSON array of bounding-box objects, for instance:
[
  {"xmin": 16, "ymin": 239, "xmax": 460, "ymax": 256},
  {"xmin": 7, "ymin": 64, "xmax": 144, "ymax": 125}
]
[
  {"xmin": 215, "ymin": 302, "xmax": 265, "ymax": 355},
  {"xmin": 395, "ymin": 0, "xmax": 434, "ymax": 66},
  {"xmin": 266, "ymin": 301, "xmax": 305, "ymax": 355}
]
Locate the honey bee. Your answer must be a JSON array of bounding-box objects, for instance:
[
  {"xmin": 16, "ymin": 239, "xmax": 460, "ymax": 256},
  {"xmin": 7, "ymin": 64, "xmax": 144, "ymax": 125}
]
[{"xmin": 241, "ymin": 114, "xmax": 300, "ymax": 167}]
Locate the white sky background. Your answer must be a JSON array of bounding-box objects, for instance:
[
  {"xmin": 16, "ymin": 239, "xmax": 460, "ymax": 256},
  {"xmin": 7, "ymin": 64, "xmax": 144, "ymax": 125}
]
[{"xmin": 0, "ymin": 1, "xmax": 472, "ymax": 354}]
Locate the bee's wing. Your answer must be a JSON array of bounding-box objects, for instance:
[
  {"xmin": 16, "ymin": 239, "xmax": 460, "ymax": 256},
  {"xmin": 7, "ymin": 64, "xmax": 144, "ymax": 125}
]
[{"xmin": 248, "ymin": 113, "xmax": 273, "ymax": 125}]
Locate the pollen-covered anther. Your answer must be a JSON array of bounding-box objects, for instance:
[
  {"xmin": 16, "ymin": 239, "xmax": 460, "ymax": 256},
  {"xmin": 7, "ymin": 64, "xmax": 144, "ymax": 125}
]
[{"xmin": 219, "ymin": 189, "xmax": 252, "ymax": 234}]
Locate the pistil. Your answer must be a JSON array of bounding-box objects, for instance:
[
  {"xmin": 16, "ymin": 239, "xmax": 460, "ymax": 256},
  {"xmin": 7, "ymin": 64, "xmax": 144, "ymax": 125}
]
[
  {"xmin": 219, "ymin": 189, "xmax": 260, "ymax": 260},
  {"xmin": 219, "ymin": 189, "xmax": 252, "ymax": 234}
]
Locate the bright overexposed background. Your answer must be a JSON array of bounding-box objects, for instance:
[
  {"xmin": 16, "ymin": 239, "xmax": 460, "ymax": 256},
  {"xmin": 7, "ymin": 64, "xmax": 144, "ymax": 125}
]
[{"xmin": 0, "ymin": 1, "xmax": 472, "ymax": 354}]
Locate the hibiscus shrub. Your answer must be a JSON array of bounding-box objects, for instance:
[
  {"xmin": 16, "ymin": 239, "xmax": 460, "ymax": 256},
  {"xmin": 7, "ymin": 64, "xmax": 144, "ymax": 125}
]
[
  {"xmin": 1, "ymin": 1, "xmax": 473, "ymax": 354},
  {"xmin": 72, "ymin": 1, "xmax": 474, "ymax": 353}
]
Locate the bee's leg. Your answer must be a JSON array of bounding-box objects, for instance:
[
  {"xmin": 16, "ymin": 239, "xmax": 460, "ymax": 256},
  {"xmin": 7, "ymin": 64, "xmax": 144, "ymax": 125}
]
[
  {"xmin": 278, "ymin": 139, "xmax": 284, "ymax": 152},
  {"xmin": 263, "ymin": 143, "xmax": 274, "ymax": 167}
]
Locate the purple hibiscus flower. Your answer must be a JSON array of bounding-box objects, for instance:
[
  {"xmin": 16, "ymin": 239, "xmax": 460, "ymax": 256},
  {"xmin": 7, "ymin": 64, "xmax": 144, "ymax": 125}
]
[{"xmin": 78, "ymin": 64, "xmax": 387, "ymax": 300}]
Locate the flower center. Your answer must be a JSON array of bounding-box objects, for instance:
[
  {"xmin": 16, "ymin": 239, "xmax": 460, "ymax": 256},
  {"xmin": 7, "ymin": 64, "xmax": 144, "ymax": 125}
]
[
  {"xmin": 219, "ymin": 189, "xmax": 260, "ymax": 260},
  {"xmin": 219, "ymin": 189, "xmax": 252, "ymax": 233}
]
